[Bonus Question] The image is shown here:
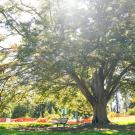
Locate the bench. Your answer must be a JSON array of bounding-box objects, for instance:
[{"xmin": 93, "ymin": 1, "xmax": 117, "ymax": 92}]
[{"xmin": 53, "ymin": 118, "xmax": 68, "ymax": 128}]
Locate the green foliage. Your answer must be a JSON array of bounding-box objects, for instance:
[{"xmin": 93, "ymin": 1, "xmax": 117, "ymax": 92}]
[
  {"xmin": 45, "ymin": 114, "xmax": 60, "ymax": 120},
  {"xmin": 129, "ymin": 102, "xmax": 135, "ymax": 108},
  {"xmin": 32, "ymin": 102, "xmax": 58, "ymax": 118},
  {"xmin": 32, "ymin": 103, "xmax": 46, "ymax": 118},
  {"xmin": 12, "ymin": 105, "xmax": 28, "ymax": 118},
  {"xmin": 127, "ymin": 107, "xmax": 135, "ymax": 115}
]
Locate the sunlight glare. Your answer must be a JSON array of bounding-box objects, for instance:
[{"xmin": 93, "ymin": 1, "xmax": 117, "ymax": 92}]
[
  {"xmin": 65, "ymin": 0, "xmax": 77, "ymax": 8},
  {"xmin": 63, "ymin": 0, "xmax": 88, "ymax": 10}
]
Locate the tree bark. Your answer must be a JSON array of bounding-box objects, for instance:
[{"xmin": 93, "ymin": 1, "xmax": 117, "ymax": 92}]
[{"xmin": 92, "ymin": 101, "xmax": 110, "ymax": 125}]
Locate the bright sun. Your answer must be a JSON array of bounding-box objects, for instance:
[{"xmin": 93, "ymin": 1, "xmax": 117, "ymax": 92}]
[
  {"xmin": 61, "ymin": 0, "xmax": 80, "ymax": 9},
  {"xmin": 65, "ymin": 0, "xmax": 77, "ymax": 7},
  {"xmin": 63, "ymin": 0, "xmax": 87, "ymax": 10}
]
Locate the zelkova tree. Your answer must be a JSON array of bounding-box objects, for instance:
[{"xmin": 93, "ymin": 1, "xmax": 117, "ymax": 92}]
[{"xmin": 0, "ymin": 0, "xmax": 135, "ymax": 125}]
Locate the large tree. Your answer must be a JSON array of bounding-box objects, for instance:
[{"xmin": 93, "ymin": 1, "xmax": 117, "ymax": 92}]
[{"xmin": 0, "ymin": 0, "xmax": 135, "ymax": 125}]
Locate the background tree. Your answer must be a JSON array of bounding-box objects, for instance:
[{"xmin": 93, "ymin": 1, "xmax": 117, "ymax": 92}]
[{"xmin": 12, "ymin": 105, "xmax": 28, "ymax": 118}]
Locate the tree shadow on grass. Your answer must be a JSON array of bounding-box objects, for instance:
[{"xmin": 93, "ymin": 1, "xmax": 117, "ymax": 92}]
[
  {"xmin": 0, "ymin": 123, "xmax": 135, "ymax": 135},
  {"xmin": 0, "ymin": 129, "xmax": 135, "ymax": 135}
]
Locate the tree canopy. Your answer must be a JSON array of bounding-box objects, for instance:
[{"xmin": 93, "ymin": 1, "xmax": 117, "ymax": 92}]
[{"xmin": 0, "ymin": 0, "xmax": 135, "ymax": 125}]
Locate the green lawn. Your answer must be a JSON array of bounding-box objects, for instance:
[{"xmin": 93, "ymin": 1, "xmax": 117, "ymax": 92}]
[
  {"xmin": 110, "ymin": 116, "xmax": 135, "ymax": 125},
  {"xmin": 0, "ymin": 116, "xmax": 135, "ymax": 135},
  {"xmin": 0, "ymin": 122, "xmax": 52, "ymax": 128},
  {"xmin": 0, "ymin": 129, "xmax": 135, "ymax": 135}
]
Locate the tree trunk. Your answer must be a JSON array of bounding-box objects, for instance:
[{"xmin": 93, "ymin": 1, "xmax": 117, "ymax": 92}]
[
  {"xmin": 68, "ymin": 68, "xmax": 110, "ymax": 125},
  {"xmin": 115, "ymin": 92, "xmax": 120, "ymax": 113},
  {"xmin": 92, "ymin": 101, "xmax": 110, "ymax": 125}
]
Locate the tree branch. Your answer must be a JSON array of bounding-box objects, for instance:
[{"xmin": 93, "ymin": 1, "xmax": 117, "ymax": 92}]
[
  {"xmin": 66, "ymin": 69, "xmax": 96, "ymax": 105},
  {"xmin": 105, "ymin": 60, "xmax": 118, "ymax": 91},
  {"xmin": 108, "ymin": 64, "xmax": 132, "ymax": 99},
  {"xmin": 0, "ymin": 10, "xmax": 25, "ymax": 37}
]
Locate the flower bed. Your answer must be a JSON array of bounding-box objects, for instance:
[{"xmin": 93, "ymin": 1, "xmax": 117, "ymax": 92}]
[
  {"xmin": 82, "ymin": 118, "xmax": 92, "ymax": 124},
  {"xmin": 67, "ymin": 118, "xmax": 92, "ymax": 125},
  {"xmin": 36, "ymin": 118, "xmax": 48, "ymax": 123},
  {"xmin": 0, "ymin": 118, "xmax": 7, "ymax": 122},
  {"xmin": 11, "ymin": 118, "xmax": 36, "ymax": 122},
  {"xmin": 0, "ymin": 117, "xmax": 92, "ymax": 124}
]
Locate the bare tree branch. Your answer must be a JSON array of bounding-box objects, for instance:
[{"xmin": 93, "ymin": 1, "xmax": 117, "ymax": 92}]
[{"xmin": 107, "ymin": 64, "xmax": 132, "ymax": 99}]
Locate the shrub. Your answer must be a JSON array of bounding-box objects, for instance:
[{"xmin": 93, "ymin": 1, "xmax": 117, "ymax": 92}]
[
  {"xmin": 45, "ymin": 114, "xmax": 60, "ymax": 120},
  {"xmin": 12, "ymin": 105, "xmax": 28, "ymax": 118},
  {"xmin": 127, "ymin": 107, "xmax": 135, "ymax": 115},
  {"xmin": 108, "ymin": 112, "xmax": 117, "ymax": 118}
]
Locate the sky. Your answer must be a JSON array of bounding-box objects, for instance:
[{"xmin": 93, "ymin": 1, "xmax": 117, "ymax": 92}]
[
  {"xmin": 0, "ymin": 0, "xmax": 39, "ymax": 7},
  {"xmin": 0, "ymin": 0, "xmax": 85, "ymax": 49},
  {"xmin": 0, "ymin": 0, "xmax": 39, "ymax": 49}
]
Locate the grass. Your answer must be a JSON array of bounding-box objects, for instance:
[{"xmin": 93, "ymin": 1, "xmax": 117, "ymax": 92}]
[
  {"xmin": 0, "ymin": 122, "xmax": 52, "ymax": 129},
  {"xmin": 0, "ymin": 129, "xmax": 135, "ymax": 135},
  {"xmin": 110, "ymin": 115, "xmax": 135, "ymax": 125},
  {"xmin": 0, "ymin": 116, "xmax": 135, "ymax": 135}
]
